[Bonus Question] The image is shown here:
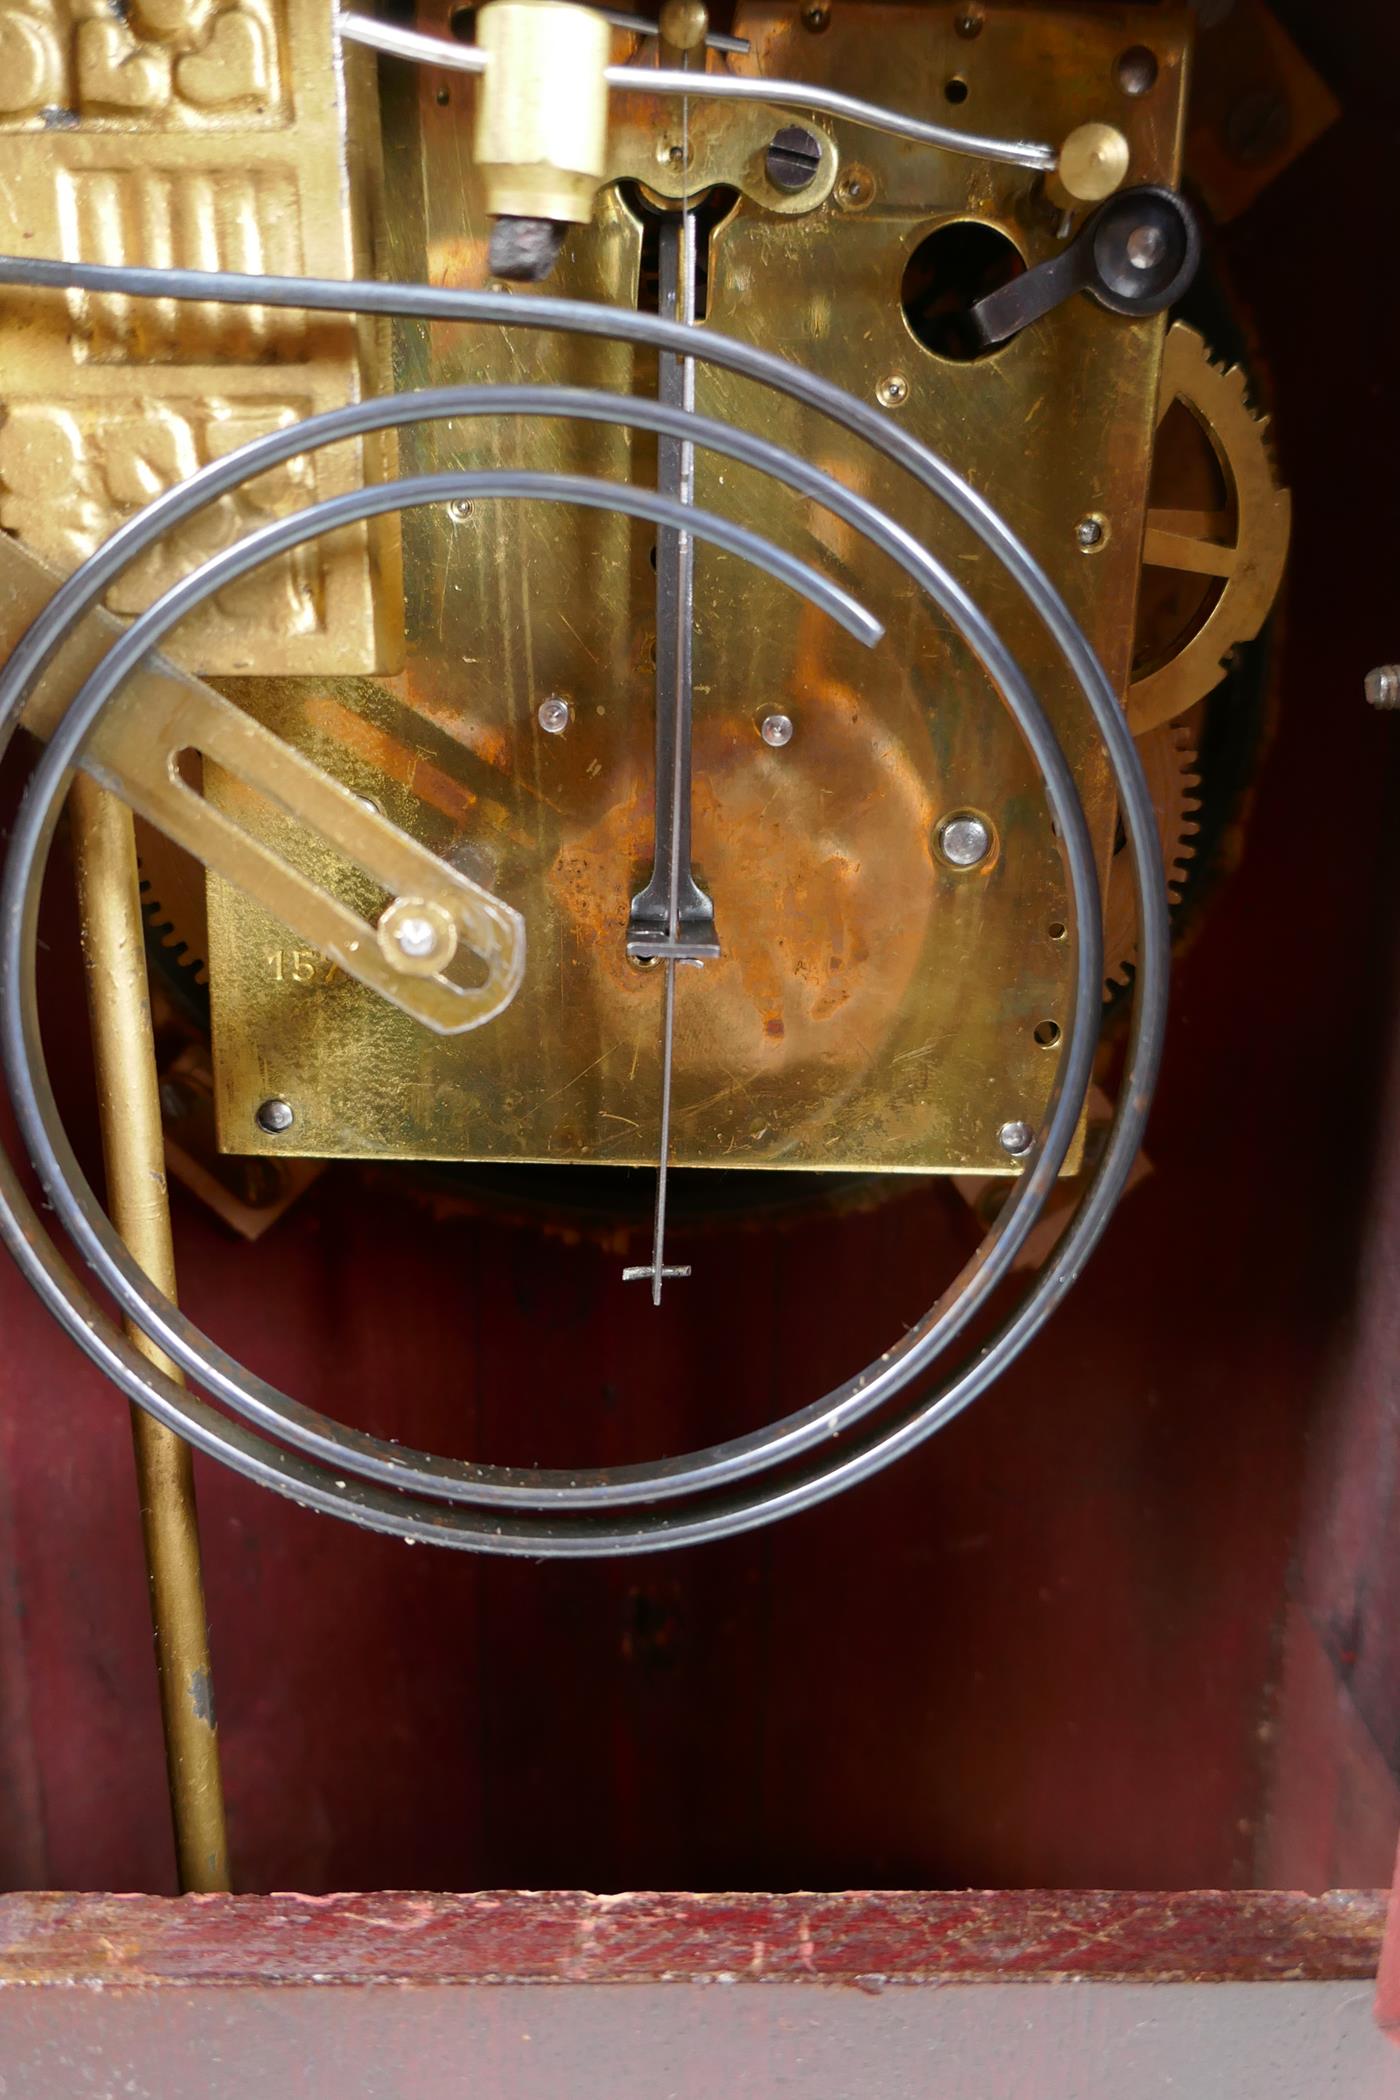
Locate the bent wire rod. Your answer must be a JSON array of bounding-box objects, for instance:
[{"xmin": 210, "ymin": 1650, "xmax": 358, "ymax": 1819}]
[{"xmin": 334, "ymin": 12, "xmax": 1059, "ymax": 172}]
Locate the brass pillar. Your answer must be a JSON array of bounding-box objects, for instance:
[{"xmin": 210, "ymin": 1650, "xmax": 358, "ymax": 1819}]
[{"xmin": 69, "ymin": 775, "xmax": 230, "ymax": 1894}]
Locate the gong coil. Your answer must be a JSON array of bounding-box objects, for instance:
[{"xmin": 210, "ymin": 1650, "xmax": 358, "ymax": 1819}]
[{"xmin": 0, "ymin": 254, "xmax": 1168, "ymax": 1554}]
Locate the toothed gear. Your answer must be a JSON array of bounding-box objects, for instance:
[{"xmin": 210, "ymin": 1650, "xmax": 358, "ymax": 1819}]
[
  {"xmin": 1103, "ymin": 722, "xmax": 1201, "ymax": 997},
  {"xmin": 135, "ymin": 821, "xmax": 208, "ymax": 991},
  {"xmin": 1128, "ymin": 322, "xmax": 1291, "ymax": 736}
]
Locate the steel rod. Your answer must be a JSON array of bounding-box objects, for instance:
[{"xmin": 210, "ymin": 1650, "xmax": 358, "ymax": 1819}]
[
  {"xmin": 333, "ymin": 12, "xmax": 1057, "ymax": 170},
  {"xmin": 0, "ymin": 257, "xmax": 1166, "ymax": 1554},
  {"xmin": 68, "ymin": 776, "xmax": 230, "ymax": 1893}
]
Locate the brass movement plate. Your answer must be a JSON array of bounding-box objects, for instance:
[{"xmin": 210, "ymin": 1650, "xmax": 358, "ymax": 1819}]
[
  {"xmin": 209, "ymin": 1, "xmax": 1189, "ymax": 1173},
  {"xmin": 0, "ymin": 0, "xmax": 399, "ymax": 676}
]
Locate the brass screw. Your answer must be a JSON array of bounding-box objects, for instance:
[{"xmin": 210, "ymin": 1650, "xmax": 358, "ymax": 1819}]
[
  {"xmin": 658, "ymin": 0, "xmax": 708, "ymax": 51},
  {"xmin": 877, "ymin": 373, "xmax": 910, "ymax": 408},
  {"xmin": 1055, "ymin": 121, "xmax": 1131, "ymax": 205}
]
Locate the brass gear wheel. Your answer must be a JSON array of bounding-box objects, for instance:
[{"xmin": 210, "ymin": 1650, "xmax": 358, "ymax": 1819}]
[
  {"xmin": 1128, "ymin": 322, "xmax": 1291, "ymax": 736},
  {"xmin": 1103, "ymin": 722, "xmax": 1201, "ymax": 997}
]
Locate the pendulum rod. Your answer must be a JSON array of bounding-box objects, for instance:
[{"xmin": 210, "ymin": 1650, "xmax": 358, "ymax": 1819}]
[
  {"xmin": 625, "ymin": 57, "xmax": 708, "ymax": 1303},
  {"xmin": 69, "ymin": 777, "xmax": 230, "ymax": 1893}
]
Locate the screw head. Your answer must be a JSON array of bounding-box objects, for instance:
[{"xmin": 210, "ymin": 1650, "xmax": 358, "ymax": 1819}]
[
  {"xmin": 1126, "ymin": 222, "xmax": 1168, "ymax": 270},
  {"xmin": 1225, "ymin": 87, "xmax": 1290, "ymax": 168},
  {"xmin": 1057, "ymin": 122, "xmax": 1131, "ymax": 205},
  {"xmin": 837, "ymin": 164, "xmax": 875, "ymax": 209},
  {"xmin": 447, "ymin": 498, "xmax": 473, "ymax": 524},
  {"xmin": 998, "ymin": 1119, "xmax": 1034, "ymax": 1158},
  {"xmin": 1076, "ymin": 514, "xmax": 1107, "ymax": 551},
  {"xmin": 538, "ymin": 694, "xmax": 572, "ymax": 735},
  {"xmin": 801, "ymin": 1, "xmax": 830, "ymax": 29},
  {"xmin": 877, "ymin": 373, "xmax": 910, "ymax": 408},
  {"xmin": 658, "ymin": 0, "xmax": 708, "ymax": 50},
  {"xmin": 1366, "ymin": 665, "xmax": 1400, "ymax": 710},
  {"xmin": 760, "ymin": 712, "xmax": 794, "ymax": 748},
  {"xmin": 393, "ymin": 913, "xmax": 440, "ymax": 960},
  {"xmin": 766, "ymin": 124, "xmax": 823, "ymax": 193},
  {"xmin": 1115, "ymin": 43, "xmax": 1159, "ymax": 96},
  {"xmin": 938, "ymin": 812, "xmax": 993, "ymax": 868},
  {"xmin": 256, "ymin": 1097, "xmax": 295, "ymax": 1136},
  {"xmin": 377, "ymin": 896, "xmax": 458, "ymax": 975}
]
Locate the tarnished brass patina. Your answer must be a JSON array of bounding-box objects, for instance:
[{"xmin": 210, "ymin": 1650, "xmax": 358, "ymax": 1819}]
[
  {"xmin": 207, "ymin": 0, "xmax": 1191, "ymax": 1173},
  {"xmin": 70, "ymin": 775, "xmax": 229, "ymax": 1894}
]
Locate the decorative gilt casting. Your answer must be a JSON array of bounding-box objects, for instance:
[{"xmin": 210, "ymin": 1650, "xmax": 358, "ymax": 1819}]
[{"xmin": 0, "ymin": 0, "xmax": 400, "ymax": 674}]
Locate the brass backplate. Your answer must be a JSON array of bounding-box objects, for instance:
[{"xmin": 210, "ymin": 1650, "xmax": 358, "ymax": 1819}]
[{"xmin": 209, "ymin": 0, "xmax": 1189, "ymax": 1173}]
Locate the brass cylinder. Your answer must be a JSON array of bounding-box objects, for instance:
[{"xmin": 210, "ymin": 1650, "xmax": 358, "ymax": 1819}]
[
  {"xmin": 475, "ymin": 0, "xmax": 612, "ymax": 224},
  {"xmin": 1048, "ymin": 121, "xmax": 1131, "ymax": 211},
  {"xmin": 659, "ymin": 0, "xmax": 708, "ymax": 59},
  {"xmin": 69, "ymin": 776, "xmax": 230, "ymax": 1896}
]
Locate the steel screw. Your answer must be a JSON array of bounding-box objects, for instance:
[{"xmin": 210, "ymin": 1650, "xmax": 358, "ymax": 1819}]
[
  {"xmin": 760, "ymin": 712, "xmax": 794, "ymax": 748},
  {"xmin": 256, "ymin": 1097, "xmax": 295, "ymax": 1136},
  {"xmin": 998, "ymin": 1119, "xmax": 1034, "ymax": 1158},
  {"xmin": 766, "ymin": 125, "xmax": 823, "ymax": 193},
  {"xmin": 1115, "ymin": 44, "xmax": 1158, "ymax": 95},
  {"xmin": 1076, "ymin": 514, "xmax": 1107, "ymax": 551},
  {"xmin": 378, "ymin": 897, "xmax": 457, "ymax": 973},
  {"xmin": 1126, "ymin": 223, "xmax": 1167, "ymax": 270},
  {"xmin": 447, "ymin": 498, "xmax": 473, "ymax": 524},
  {"xmin": 1365, "ymin": 665, "xmax": 1400, "ymax": 711},
  {"xmin": 538, "ymin": 694, "xmax": 572, "ymax": 735},
  {"xmin": 392, "ymin": 913, "xmax": 440, "ymax": 960},
  {"xmin": 877, "ymin": 373, "xmax": 910, "ymax": 408},
  {"xmin": 938, "ymin": 813, "xmax": 993, "ymax": 868}
]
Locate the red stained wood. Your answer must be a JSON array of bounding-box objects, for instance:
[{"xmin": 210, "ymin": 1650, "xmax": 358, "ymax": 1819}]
[
  {"xmin": 0, "ymin": 0, "xmax": 1395, "ymax": 1932},
  {"xmin": 0, "ymin": 1889, "xmax": 1385, "ymax": 1989}
]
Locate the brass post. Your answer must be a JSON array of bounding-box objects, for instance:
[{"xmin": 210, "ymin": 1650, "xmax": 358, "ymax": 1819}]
[{"xmin": 69, "ymin": 775, "xmax": 230, "ymax": 1895}]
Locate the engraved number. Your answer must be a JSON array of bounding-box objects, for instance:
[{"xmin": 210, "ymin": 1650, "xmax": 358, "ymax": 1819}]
[{"xmin": 267, "ymin": 949, "xmax": 340, "ymax": 988}]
